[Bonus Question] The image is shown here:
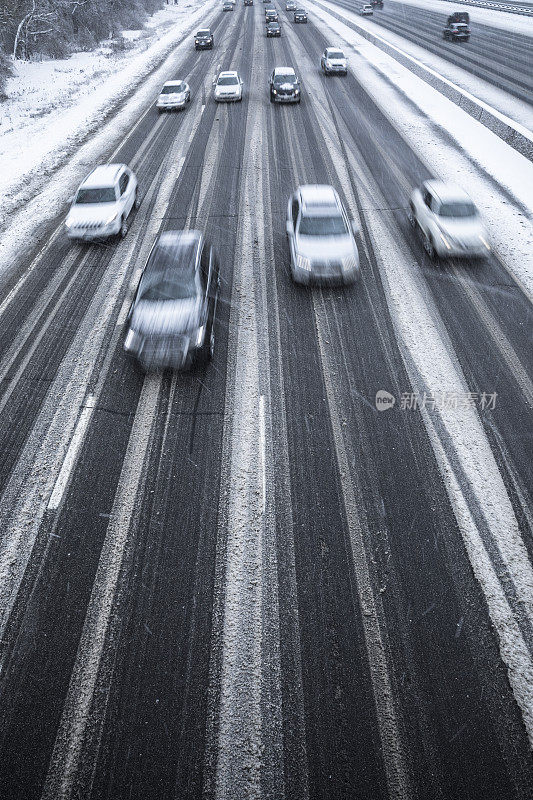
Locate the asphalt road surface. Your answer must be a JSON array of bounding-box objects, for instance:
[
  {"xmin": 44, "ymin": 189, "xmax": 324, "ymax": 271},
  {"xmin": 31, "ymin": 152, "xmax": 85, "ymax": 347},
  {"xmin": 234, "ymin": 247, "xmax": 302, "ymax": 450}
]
[
  {"xmin": 330, "ymin": 0, "xmax": 533, "ymax": 104},
  {"xmin": 0, "ymin": 4, "xmax": 532, "ymax": 800}
]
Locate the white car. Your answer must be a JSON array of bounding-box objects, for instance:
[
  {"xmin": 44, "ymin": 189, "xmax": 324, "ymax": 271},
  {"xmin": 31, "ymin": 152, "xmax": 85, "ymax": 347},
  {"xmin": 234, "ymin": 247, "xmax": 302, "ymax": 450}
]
[
  {"xmin": 286, "ymin": 0, "xmax": 297, "ymax": 8},
  {"xmin": 360, "ymin": 4, "xmax": 373, "ymax": 14},
  {"xmin": 214, "ymin": 70, "xmax": 243, "ymax": 102},
  {"xmin": 321, "ymin": 47, "xmax": 347, "ymax": 75},
  {"xmin": 286, "ymin": 185, "xmax": 360, "ymax": 284},
  {"xmin": 156, "ymin": 80, "xmax": 191, "ymax": 112},
  {"xmin": 409, "ymin": 181, "xmax": 491, "ymax": 259},
  {"xmin": 65, "ymin": 164, "xmax": 139, "ymax": 241}
]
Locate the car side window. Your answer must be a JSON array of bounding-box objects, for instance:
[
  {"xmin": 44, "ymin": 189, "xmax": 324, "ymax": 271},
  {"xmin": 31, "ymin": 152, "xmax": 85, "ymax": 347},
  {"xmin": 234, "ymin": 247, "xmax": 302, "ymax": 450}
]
[
  {"xmin": 119, "ymin": 174, "xmax": 129, "ymax": 196},
  {"xmin": 423, "ymin": 189, "xmax": 433, "ymax": 209},
  {"xmin": 200, "ymin": 243, "xmax": 211, "ymax": 291},
  {"xmin": 291, "ymin": 197, "xmax": 299, "ymax": 227}
]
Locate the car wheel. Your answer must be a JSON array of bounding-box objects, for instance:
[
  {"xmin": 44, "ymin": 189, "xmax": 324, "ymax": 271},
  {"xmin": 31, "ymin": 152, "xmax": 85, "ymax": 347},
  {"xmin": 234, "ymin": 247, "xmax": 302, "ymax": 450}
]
[
  {"xmin": 407, "ymin": 206, "xmax": 416, "ymax": 228},
  {"xmin": 119, "ymin": 217, "xmax": 128, "ymax": 239},
  {"xmin": 423, "ymin": 233, "xmax": 437, "ymax": 260},
  {"xmin": 197, "ymin": 317, "xmax": 214, "ymax": 365},
  {"xmin": 134, "ymin": 188, "xmax": 141, "ymax": 210}
]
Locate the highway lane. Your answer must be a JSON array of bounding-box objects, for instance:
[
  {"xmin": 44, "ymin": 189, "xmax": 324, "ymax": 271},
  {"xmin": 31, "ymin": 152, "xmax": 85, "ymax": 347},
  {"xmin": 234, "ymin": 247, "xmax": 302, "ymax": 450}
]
[
  {"xmin": 327, "ymin": 0, "xmax": 533, "ymax": 104},
  {"xmin": 0, "ymin": 2, "xmax": 531, "ymax": 799}
]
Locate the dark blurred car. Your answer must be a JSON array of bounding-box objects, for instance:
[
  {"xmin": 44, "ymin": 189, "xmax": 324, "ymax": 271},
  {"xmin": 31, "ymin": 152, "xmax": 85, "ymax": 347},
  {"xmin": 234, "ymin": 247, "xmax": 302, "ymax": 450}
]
[
  {"xmin": 294, "ymin": 8, "xmax": 307, "ymax": 21},
  {"xmin": 371, "ymin": 0, "xmax": 383, "ymax": 7},
  {"xmin": 124, "ymin": 231, "xmax": 220, "ymax": 371},
  {"xmin": 265, "ymin": 8, "xmax": 279, "ymax": 21},
  {"xmin": 443, "ymin": 18, "xmax": 470, "ymax": 41},
  {"xmin": 267, "ymin": 21, "xmax": 281, "ymax": 36},
  {"xmin": 195, "ymin": 29, "xmax": 214, "ymax": 49},
  {"xmin": 244, "ymin": 0, "xmax": 253, "ymax": 5}
]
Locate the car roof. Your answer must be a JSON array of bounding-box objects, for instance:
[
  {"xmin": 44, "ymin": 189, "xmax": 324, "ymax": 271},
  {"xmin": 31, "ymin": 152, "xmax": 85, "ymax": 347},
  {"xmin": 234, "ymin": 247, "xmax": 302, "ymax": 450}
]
[
  {"xmin": 162, "ymin": 80, "xmax": 185, "ymax": 88},
  {"xmin": 423, "ymin": 180, "xmax": 472, "ymax": 204},
  {"xmin": 299, "ymin": 185, "xmax": 341, "ymax": 214},
  {"xmin": 197, "ymin": 29, "xmax": 211, "ymax": 33},
  {"xmin": 326, "ymin": 46, "xmax": 344, "ymax": 52},
  {"xmin": 274, "ymin": 66, "xmax": 295, "ymax": 74},
  {"xmin": 146, "ymin": 231, "xmax": 202, "ymax": 274},
  {"xmin": 81, "ymin": 164, "xmax": 125, "ymax": 188},
  {"xmin": 218, "ymin": 70, "xmax": 239, "ymax": 78}
]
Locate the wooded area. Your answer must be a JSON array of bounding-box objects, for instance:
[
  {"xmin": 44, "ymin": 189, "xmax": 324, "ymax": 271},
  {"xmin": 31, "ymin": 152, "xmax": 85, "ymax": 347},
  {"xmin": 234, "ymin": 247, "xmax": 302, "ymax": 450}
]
[{"xmin": 0, "ymin": 0, "xmax": 164, "ymax": 94}]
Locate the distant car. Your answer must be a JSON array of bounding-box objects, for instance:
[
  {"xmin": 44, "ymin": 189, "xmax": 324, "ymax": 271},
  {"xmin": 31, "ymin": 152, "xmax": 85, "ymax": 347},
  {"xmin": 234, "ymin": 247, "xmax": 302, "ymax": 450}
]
[
  {"xmin": 195, "ymin": 28, "xmax": 213, "ymax": 49},
  {"xmin": 244, "ymin": 0, "xmax": 253, "ymax": 5},
  {"xmin": 360, "ymin": 4, "xmax": 373, "ymax": 15},
  {"xmin": 409, "ymin": 181, "xmax": 491, "ymax": 259},
  {"xmin": 371, "ymin": 0, "xmax": 383, "ymax": 7},
  {"xmin": 286, "ymin": 185, "xmax": 360, "ymax": 284},
  {"xmin": 124, "ymin": 231, "xmax": 220, "ymax": 371},
  {"xmin": 443, "ymin": 21, "xmax": 470, "ymax": 41},
  {"xmin": 65, "ymin": 164, "xmax": 139, "ymax": 241},
  {"xmin": 286, "ymin": 0, "xmax": 297, "ymax": 8},
  {"xmin": 321, "ymin": 47, "xmax": 347, "ymax": 75},
  {"xmin": 265, "ymin": 8, "xmax": 278, "ymax": 20},
  {"xmin": 214, "ymin": 70, "xmax": 243, "ymax": 101},
  {"xmin": 269, "ymin": 66, "xmax": 301, "ymax": 103},
  {"xmin": 222, "ymin": 2, "xmax": 233, "ymax": 9},
  {"xmin": 267, "ymin": 21, "xmax": 282, "ymax": 36},
  {"xmin": 294, "ymin": 8, "xmax": 307, "ymax": 22},
  {"xmin": 156, "ymin": 80, "xmax": 191, "ymax": 112}
]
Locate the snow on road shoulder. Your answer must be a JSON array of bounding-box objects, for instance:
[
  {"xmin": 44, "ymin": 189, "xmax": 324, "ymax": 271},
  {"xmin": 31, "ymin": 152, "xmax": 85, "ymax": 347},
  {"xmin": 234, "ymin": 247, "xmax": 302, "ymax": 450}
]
[
  {"xmin": 308, "ymin": 0, "xmax": 533, "ymax": 298},
  {"xmin": 387, "ymin": 0, "xmax": 533, "ymax": 35},
  {"xmin": 0, "ymin": 0, "xmax": 217, "ymax": 241}
]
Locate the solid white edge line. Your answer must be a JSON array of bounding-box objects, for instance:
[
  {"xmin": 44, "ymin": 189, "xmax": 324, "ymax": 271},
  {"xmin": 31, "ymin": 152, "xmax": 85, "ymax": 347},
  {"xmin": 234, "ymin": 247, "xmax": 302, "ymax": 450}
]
[
  {"xmin": 47, "ymin": 395, "xmax": 96, "ymax": 511},
  {"xmin": 259, "ymin": 395, "xmax": 266, "ymax": 515}
]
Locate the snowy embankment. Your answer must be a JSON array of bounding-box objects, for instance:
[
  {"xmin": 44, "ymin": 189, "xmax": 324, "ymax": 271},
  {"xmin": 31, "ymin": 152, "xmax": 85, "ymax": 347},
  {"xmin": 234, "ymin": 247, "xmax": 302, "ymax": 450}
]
[
  {"xmin": 309, "ymin": 0, "xmax": 533, "ymax": 297},
  {"xmin": 0, "ymin": 0, "xmax": 218, "ymax": 277}
]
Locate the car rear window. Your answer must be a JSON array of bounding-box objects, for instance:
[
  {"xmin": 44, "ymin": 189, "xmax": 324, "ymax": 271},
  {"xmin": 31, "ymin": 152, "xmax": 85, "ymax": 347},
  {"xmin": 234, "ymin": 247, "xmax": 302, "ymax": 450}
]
[
  {"xmin": 161, "ymin": 83, "xmax": 184, "ymax": 94},
  {"xmin": 298, "ymin": 215, "xmax": 348, "ymax": 236},
  {"xmin": 438, "ymin": 202, "xmax": 477, "ymax": 218},
  {"xmin": 139, "ymin": 239, "xmax": 200, "ymax": 301},
  {"xmin": 218, "ymin": 76, "xmax": 239, "ymax": 85},
  {"xmin": 75, "ymin": 187, "xmax": 116, "ymax": 204}
]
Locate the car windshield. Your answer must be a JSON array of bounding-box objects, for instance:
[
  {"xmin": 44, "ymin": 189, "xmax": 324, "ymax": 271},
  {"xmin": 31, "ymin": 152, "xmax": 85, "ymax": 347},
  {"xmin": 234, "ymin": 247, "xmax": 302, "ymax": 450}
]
[
  {"xmin": 161, "ymin": 84, "xmax": 184, "ymax": 94},
  {"xmin": 218, "ymin": 76, "xmax": 239, "ymax": 85},
  {"xmin": 75, "ymin": 187, "xmax": 115, "ymax": 204},
  {"xmin": 197, "ymin": 30, "xmax": 210, "ymax": 36},
  {"xmin": 328, "ymin": 51, "xmax": 344, "ymax": 59},
  {"xmin": 299, "ymin": 214, "xmax": 348, "ymax": 236},
  {"xmin": 268, "ymin": 22, "xmax": 279, "ymax": 27},
  {"xmin": 274, "ymin": 74, "xmax": 296, "ymax": 84},
  {"xmin": 139, "ymin": 239, "xmax": 200, "ymax": 301},
  {"xmin": 438, "ymin": 202, "xmax": 478, "ymax": 218}
]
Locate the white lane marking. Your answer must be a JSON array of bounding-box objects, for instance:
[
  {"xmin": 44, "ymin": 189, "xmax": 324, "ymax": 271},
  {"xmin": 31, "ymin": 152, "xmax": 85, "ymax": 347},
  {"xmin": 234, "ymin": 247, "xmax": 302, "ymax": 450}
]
[
  {"xmin": 259, "ymin": 395, "xmax": 266, "ymax": 515},
  {"xmin": 42, "ymin": 376, "xmax": 161, "ymax": 800},
  {"xmin": 47, "ymin": 396, "xmax": 96, "ymax": 511}
]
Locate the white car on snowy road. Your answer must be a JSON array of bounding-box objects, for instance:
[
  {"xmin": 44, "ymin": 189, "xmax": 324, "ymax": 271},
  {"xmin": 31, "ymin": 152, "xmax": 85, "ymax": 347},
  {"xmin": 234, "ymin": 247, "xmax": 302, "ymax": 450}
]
[
  {"xmin": 156, "ymin": 80, "xmax": 191, "ymax": 112},
  {"xmin": 214, "ymin": 71, "xmax": 243, "ymax": 102},
  {"xmin": 409, "ymin": 181, "xmax": 491, "ymax": 259},
  {"xmin": 65, "ymin": 164, "xmax": 139, "ymax": 241}
]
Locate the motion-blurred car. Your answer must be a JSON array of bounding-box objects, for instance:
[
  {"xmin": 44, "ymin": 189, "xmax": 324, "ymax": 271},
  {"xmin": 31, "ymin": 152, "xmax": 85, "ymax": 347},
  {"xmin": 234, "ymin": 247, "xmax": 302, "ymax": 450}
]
[
  {"xmin": 156, "ymin": 80, "xmax": 191, "ymax": 112},
  {"xmin": 371, "ymin": 0, "xmax": 383, "ymax": 7},
  {"xmin": 409, "ymin": 181, "xmax": 490, "ymax": 259},
  {"xmin": 269, "ymin": 67, "xmax": 301, "ymax": 102},
  {"xmin": 195, "ymin": 29, "xmax": 214, "ymax": 49},
  {"xmin": 65, "ymin": 164, "xmax": 139, "ymax": 241},
  {"xmin": 214, "ymin": 70, "xmax": 243, "ymax": 101},
  {"xmin": 359, "ymin": 4, "xmax": 373, "ymax": 15},
  {"xmin": 267, "ymin": 21, "xmax": 282, "ymax": 36},
  {"xmin": 443, "ymin": 18, "xmax": 470, "ymax": 41},
  {"xmin": 321, "ymin": 47, "xmax": 347, "ymax": 75},
  {"xmin": 124, "ymin": 231, "xmax": 220, "ymax": 370},
  {"xmin": 286, "ymin": 0, "xmax": 297, "ymax": 8},
  {"xmin": 222, "ymin": 2, "xmax": 233, "ymax": 10},
  {"xmin": 286, "ymin": 185, "xmax": 360, "ymax": 284},
  {"xmin": 294, "ymin": 8, "xmax": 307, "ymax": 22},
  {"xmin": 265, "ymin": 8, "xmax": 278, "ymax": 20}
]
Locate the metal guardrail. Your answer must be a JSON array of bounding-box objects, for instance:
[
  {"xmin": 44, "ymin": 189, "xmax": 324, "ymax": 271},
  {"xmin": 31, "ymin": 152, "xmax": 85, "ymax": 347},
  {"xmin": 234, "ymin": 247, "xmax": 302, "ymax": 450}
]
[{"xmin": 438, "ymin": 0, "xmax": 533, "ymax": 16}]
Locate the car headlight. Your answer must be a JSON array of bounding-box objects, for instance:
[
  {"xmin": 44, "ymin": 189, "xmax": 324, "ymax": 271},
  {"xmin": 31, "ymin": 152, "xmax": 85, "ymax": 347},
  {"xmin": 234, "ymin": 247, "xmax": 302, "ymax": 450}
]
[
  {"xmin": 105, "ymin": 213, "xmax": 119, "ymax": 225},
  {"xmin": 296, "ymin": 254, "xmax": 311, "ymax": 271},
  {"xmin": 124, "ymin": 328, "xmax": 143, "ymax": 352},
  {"xmin": 325, "ymin": 60, "xmax": 331, "ymax": 67},
  {"xmin": 194, "ymin": 325, "xmax": 206, "ymax": 347},
  {"xmin": 294, "ymin": 88, "xmax": 300, "ymax": 94},
  {"xmin": 65, "ymin": 218, "xmax": 74, "ymax": 228},
  {"xmin": 341, "ymin": 254, "xmax": 358, "ymax": 272}
]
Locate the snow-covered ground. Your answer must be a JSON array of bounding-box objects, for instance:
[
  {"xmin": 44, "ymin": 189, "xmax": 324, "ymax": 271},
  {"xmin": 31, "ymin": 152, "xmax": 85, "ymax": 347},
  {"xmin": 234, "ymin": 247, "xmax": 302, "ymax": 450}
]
[
  {"xmin": 0, "ymin": 1, "xmax": 217, "ymax": 232},
  {"xmin": 324, "ymin": 0, "xmax": 533, "ymax": 131},
  {"xmin": 309, "ymin": 0, "xmax": 533, "ymax": 298},
  {"xmin": 388, "ymin": 0, "xmax": 533, "ymax": 34}
]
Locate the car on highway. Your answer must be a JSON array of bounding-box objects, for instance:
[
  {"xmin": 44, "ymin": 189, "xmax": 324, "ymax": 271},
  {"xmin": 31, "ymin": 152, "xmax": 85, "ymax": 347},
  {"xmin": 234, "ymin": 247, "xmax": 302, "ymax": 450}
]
[
  {"xmin": 269, "ymin": 66, "xmax": 301, "ymax": 103},
  {"xmin": 286, "ymin": 185, "xmax": 360, "ymax": 284},
  {"xmin": 371, "ymin": 0, "xmax": 383, "ymax": 7},
  {"xmin": 156, "ymin": 80, "xmax": 191, "ymax": 113},
  {"xmin": 65, "ymin": 164, "xmax": 139, "ymax": 241},
  {"xmin": 124, "ymin": 230, "xmax": 220, "ymax": 371},
  {"xmin": 443, "ymin": 20, "xmax": 470, "ymax": 41},
  {"xmin": 294, "ymin": 8, "xmax": 308, "ymax": 22},
  {"xmin": 409, "ymin": 181, "xmax": 491, "ymax": 259},
  {"xmin": 214, "ymin": 70, "xmax": 243, "ymax": 101},
  {"xmin": 359, "ymin": 4, "xmax": 373, "ymax": 15},
  {"xmin": 195, "ymin": 29, "xmax": 214, "ymax": 49},
  {"xmin": 244, "ymin": 0, "xmax": 253, "ymax": 5},
  {"xmin": 286, "ymin": 0, "xmax": 297, "ymax": 8},
  {"xmin": 222, "ymin": 1, "xmax": 233, "ymax": 10},
  {"xmin": 267, "ymin": 21, "xmax": 282, "ymax": 36},
  {"xmin": 321, "ymin": 47, "xmax": 347, "ymax": 75},
  {"xmin": 265, "ymin": 8, "xmax": 279, "ymax": 21}
]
